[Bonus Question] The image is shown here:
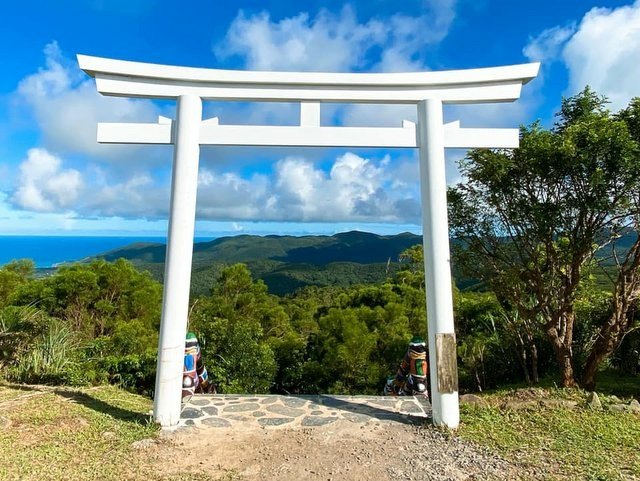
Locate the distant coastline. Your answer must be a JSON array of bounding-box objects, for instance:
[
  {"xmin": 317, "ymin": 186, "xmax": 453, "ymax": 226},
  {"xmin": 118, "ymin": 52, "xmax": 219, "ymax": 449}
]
[{"xmin": 0, "ymin": 236, "xmax": 211, "ymax": 268}]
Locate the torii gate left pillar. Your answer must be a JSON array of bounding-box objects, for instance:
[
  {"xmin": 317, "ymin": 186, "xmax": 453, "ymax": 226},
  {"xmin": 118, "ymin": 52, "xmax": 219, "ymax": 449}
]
[
  {"xmin": 153, "ymin": 95, "xmax": 202, "ymax": 426},
  {"xmin": 78, "ymin": 54, "xmax": 539, "ymax": 429}
]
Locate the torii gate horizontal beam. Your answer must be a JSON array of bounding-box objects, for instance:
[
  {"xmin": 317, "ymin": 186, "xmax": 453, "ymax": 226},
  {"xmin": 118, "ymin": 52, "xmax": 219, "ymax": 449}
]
[
  {"xmin": 97, "ymin": 119, "xmax": 519, "ymax": 149},
  {"xmin": 78, "ymin": 55, "xmax": 539, "ymax": 104}
]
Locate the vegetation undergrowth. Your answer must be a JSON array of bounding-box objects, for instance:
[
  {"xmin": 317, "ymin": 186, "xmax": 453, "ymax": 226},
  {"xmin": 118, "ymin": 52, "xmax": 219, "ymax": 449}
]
[{"xmin": 457, "ymin": 384, "xmax": 640, "ymax": 480}]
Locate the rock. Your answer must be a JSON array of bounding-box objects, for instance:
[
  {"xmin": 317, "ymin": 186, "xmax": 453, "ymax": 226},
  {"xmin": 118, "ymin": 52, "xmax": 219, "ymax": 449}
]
[
  {"xmin": 610, "ymin": 395, "xmax": 622, "ymax": 403},
  {"xmin": 258, "ymin": 417, "xmax": 293, "ymax": 426},
  {"xmin": 201, "ymin": 417, "xmax": 231, "ymax": 428},
  {"xmin": 222, "ymin": 403, "xmax": 261, "ymax": 413},
  {"xmin": 131, "ymin": 438, "xmax": 156, "ymax": 449},
  {"xmin": 399, "ymin": 400, "xmax": 424, "ymax": 414},
  {"xmin": 629, "ymin": 399, "xmax": 640, "ymax": 413},
  {"xmin": 101, "ymin": 431, "xmax": 116, "ymax": 440},
  {"xmin": 301, "ymin": 416, "xmax": 338, "ymax": 426},
  {"xmin": 181, "ymin": 408, "xmax": 203, "ymax": 419},
  {"xmin": 460, "ymin": 394, "xmax": 487, "ymax": 408},
  {"xmin": 342, "ymin": 412, "xmax": 371, "ymax": 423},
  {"xmin": 266, "ymin": 404, "xmax": 305, "ymax": 418},
  {"xmin": 585, "ymin": 392, "xmax": 602, "ymax": 410},
  {"xmin": 539, "ymin": 399, "xmax": 578, "ymax": 410},
  {"xmin": 281, "ymin": 397, "xmax": 308, "ymax": 408},
  {"xmin": 606, "ymin": 403, "xmax": 629, "ymax": 413}
]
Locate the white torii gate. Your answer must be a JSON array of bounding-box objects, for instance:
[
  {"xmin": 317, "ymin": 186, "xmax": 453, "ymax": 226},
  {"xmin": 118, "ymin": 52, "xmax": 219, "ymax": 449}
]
[{"xmin": 78, "ymin": 55, "xmax": 539, "ymax": 429}]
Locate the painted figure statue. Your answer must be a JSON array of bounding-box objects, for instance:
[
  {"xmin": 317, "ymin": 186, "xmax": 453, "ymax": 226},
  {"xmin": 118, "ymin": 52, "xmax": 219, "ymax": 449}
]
[
  {"xmin": 182, "ymin": 331, "xmax": 215, "ymax": 398},
  {"xmin": 384, "ymin": 336, "xmax": 429, "ymax": 399}
]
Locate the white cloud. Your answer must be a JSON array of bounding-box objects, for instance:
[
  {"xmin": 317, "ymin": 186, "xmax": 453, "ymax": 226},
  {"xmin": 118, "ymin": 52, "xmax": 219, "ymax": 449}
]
[
  {"xmin": 8, "ymin": 145, "xmax": 447, "ymax": 224},
  {"xmin": 16, "ymin": 42, "xmax": 165, "ymax": 165},
  {"xmin": 217, "ymin": 8, "xmax": 384, "ymax": 72},
  {"xmin": 524, "ymin": 1, "xmax": 640, "ymax": 111},
  {"xmin": 262, "ymin": 153, "xmax": 420, "ymax": 222},
  {"xmin": 523, "ymin": 25, "xmax": 576, "ymax": 63},
  {"xmin": 216, "ymin": 5, "xmax": 455, "ymax": 73},
  {"xmin": 12, "ymin": 148, "xmax": 82, "ymax": 212},
  {"xmin": 83, "ymin": 173, "xmax": 168, "ymax": 218},
  {"xmin": 563, "ymin": 2, "xmax": 640, "ymax": 110}
]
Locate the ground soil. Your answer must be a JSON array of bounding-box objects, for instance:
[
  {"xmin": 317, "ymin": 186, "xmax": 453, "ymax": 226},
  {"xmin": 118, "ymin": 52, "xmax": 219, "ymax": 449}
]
[{"xmin": 135, "ymin": 419, "xmax": 529, "ymax": 481}]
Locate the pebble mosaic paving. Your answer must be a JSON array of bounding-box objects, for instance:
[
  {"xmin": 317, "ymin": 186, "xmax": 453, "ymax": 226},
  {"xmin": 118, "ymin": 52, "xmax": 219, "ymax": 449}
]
[{"xmin": 177, "ymin": 394, "xmax": 431, "ymax": 430}]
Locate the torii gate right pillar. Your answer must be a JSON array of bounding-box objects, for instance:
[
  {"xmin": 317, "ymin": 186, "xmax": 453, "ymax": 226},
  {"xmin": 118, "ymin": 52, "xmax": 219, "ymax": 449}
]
[{"xmin": 417, "ymin": 99, "xmax": 460, "ymax": 428}]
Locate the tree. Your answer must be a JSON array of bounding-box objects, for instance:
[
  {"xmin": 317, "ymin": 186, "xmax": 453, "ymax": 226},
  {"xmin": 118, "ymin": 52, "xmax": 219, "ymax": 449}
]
[
  {"xmin": 0, "ymin": 260, "xmax": 35, "ymax": 306},
  {"xmin": 190, "ymin": 264, "xmax": 281, "ymax": 393},
  {"xmin": 449, "ymin": 88, "xmax": 640, "ymax": 387},
  {"xmin": 582, "ymin": 97, "xmax": 640, "ymax": 389}
]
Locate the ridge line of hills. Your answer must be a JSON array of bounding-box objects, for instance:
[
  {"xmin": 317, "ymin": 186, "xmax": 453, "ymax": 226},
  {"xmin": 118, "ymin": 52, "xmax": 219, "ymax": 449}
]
[{"xmin": 94, "ymin": 230, "xmax": 425, "ymax": 295}]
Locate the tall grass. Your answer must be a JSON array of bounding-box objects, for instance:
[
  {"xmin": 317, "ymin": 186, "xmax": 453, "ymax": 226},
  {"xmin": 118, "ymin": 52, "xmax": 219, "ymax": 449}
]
[
  {"xmin": 7, "ymin": 318, "xmax": 78, "ymax": 384},
  {"xmin": 0, "ymin": 305, "xmax": 48, "ymax": 370}
]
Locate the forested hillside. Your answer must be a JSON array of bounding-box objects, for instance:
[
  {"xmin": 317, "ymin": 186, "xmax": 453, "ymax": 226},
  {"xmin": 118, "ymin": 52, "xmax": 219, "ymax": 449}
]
[{"xmin": 95, "ymin": 230, "xmax": 423, "ymax": 295}]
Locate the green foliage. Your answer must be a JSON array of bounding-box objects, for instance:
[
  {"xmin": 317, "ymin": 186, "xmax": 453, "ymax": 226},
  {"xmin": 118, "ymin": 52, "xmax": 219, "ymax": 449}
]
[
  {"xmin": 191, "ymin": 264, "xmax": 279, "ymax": 393},
  {"xmin": 1, "ymin": 259, "xmax": 162, "ymax": 391},
  {"xmin": 0, "ymin": 260, "xmax": 35, "ymax": 307},
  {"xmin": 459, "ymin": 389, "xmax": 640, "ymax": 480},
  {"xmin": 7, "ymin": 319, "xmax": 80, "ymax": 384},
  {"xmin": 99, "ymin": 231, "xmax": 421, "ymax": 296},
  {"xmin": 449, "ymin": 89, "xmax": 640, "ymax": 386}
]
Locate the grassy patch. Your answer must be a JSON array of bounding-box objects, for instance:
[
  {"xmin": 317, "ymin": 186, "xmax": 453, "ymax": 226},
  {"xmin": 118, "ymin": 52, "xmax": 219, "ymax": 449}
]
[
  {"xmin": 0, "ymin": 383, "xmax": 159, "ymax": 481},
  {"xmin": 458, "ymin": 388, "xmax": 640, "ymax": 480}
]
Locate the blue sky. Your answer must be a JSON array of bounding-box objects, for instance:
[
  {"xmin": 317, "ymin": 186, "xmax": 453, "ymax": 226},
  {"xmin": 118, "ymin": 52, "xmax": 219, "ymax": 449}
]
[{"xmin": 1, "ymin": 0, "xmax": 639, "ymax": 237}]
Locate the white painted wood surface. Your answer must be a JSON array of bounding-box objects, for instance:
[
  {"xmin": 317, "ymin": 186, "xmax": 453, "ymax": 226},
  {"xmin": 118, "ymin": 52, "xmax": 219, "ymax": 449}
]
[
  {"xmin": 78, "ymin": 54, "xmax": 539, "ymax": 104},
  {"xmin": 418, "ymin": 99, "xmax": 460, "ymax": 428},
  {"xmin": 78, "ymin": 55, "xmax": 539, "ymax": 429},
  {"xmin": 97, "ymin": 120, "xmax": 519, "ymax": 149},
  {"xmin": 153, "ymin": 95, "xmax": 202, "ymax": 427}
]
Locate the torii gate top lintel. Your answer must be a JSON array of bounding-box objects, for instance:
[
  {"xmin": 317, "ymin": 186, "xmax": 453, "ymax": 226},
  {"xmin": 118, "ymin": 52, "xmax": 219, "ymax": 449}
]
[{"xmin": 77, "ymin": 54, "xmax": 539, "ymax": 104}]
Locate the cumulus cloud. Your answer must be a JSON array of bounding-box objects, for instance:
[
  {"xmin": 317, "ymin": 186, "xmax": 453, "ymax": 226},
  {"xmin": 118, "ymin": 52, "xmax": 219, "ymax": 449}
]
[
  {"xmin": 12, "ymin": 148, "xmax": 82, "ymax": 212},
  {"xmin": 11, "ymin": 147, "xmax": 422, "ymax": 223},
  {"xmin": 524, "ymin": 1, "xmax": 640, "ymax": 110},
  {"xmin": 197, "ymin": 153, "xmax": 420, "ymax": 223},
  {"xmin": 216, "ymin": 4, "xmax": 455, "ymax": 73},
  {"xmin": 83, "ymin": 173, "xmax": 169, "ymax": 218},
  {"xmin": 16, "ymin": 42, "xmax": 165, "ymax": 165}
]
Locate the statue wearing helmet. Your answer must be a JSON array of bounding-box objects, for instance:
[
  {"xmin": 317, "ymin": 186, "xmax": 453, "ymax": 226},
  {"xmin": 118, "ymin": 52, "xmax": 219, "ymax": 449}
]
[{"xmin": 384, "ymin": 336, "xmax": 429, "ymax": 398}]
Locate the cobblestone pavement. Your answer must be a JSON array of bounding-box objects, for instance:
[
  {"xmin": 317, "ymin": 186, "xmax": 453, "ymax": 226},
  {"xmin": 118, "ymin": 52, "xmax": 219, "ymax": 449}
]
[{"xmin": 178, "ymin": 394, "xmax": 432, "ymax": 430}]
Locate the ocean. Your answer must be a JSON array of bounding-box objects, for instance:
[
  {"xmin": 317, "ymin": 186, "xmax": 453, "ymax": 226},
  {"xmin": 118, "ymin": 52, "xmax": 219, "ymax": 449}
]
[{"xmin": 0, "ymin": 236, "xmax": 211, "ymax": 268}]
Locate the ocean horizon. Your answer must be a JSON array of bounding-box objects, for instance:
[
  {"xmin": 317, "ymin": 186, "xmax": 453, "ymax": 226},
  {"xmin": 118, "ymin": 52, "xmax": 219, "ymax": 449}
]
[{"xmin": 0, "ymin": 236, "xmax": 214, "ymax": 268}]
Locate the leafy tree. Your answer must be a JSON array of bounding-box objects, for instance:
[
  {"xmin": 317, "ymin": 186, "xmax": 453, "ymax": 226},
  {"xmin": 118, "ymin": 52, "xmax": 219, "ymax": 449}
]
[
  {"xmin": 581, "ymin": 97, "xmax": 640, "ymax": 388},
  {"xmin": 12, "ymin": 259, "xmax": 162, "ymax": 343},
  {"xmin": 316, "ymin": 307, "xmax": 379, "ymax": 392},
  {"xmin": 449, "ymin": 88, "xmax": 640, "ymax": 387},
  {"xmin": 190, "ymin": 264, "xmax": 280, "ymax": 393},
  {"xmin": 0, "ymin": 260, "xmax": 35, "ymax": 306}
]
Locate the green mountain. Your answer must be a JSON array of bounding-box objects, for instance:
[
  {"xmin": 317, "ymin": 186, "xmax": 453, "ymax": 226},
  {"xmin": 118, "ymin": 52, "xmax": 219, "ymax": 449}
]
[{"xmin": 95, "ymin": 231, "xmax": 423, "ymax": 295}]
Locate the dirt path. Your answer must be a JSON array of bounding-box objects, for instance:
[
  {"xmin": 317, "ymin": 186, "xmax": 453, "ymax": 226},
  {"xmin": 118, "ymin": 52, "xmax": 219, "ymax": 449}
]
[{"xmin": 137, "ymin": 416, "xmax": 527, "ymax": 481}]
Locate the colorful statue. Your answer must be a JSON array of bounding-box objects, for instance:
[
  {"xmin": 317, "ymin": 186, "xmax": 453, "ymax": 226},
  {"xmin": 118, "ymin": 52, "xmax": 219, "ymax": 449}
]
[
  {"xmin": 182, "ymin": 331, "xmax": 214, "ymax": 398},
  {"xmin": 384, "ymin": 336, "xmax": 429, "ymax": 398}
]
